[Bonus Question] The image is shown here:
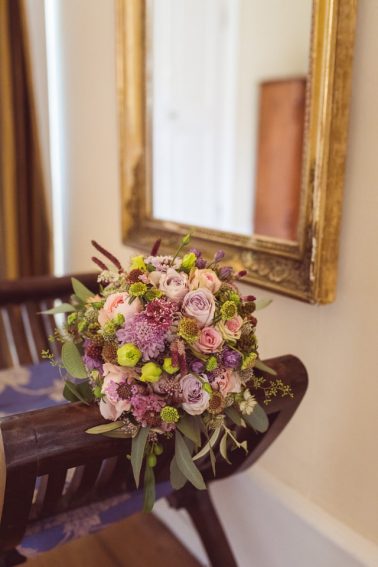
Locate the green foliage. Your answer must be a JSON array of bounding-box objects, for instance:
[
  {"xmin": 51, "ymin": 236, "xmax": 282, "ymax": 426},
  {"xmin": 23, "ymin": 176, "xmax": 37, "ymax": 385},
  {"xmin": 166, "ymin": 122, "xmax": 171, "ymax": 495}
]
[
  {"xmin": 143, "ymin": 463, "xmax": 156, "ymax": 513},
  {"xmin": 170, "ymin": 456, "xmax": 187, "ymax": 490},
  {"xmin": 177, "ymin": 414, "xmax": 201, "ymax": 447},
  {"xmin": 71, "ymin": 277, "xmax": 94, "ymax": 303},
  {"xmin": 61, "ymin": 342, "xmax": 87, "ymax": 379},
  {"xmin": 86, "ymin": 422, "xmax": 125, "ymax": 435},
  {"xmin": 219, "ymin": 432, "xmax": 231, "ymax": 464},
  {"xmin": 175, "ymin": 430, "xmax": 206, "ymax": 490},
  {"xmin": 243, "ymin": 403, "xmax": 269, "ymax": 433},
  {"xmin": 63, "ymin": 380, "xmax": 92, "ymax": 405},
  {"xmin": 131, "ymin": 427, "xmax": 150, "ymax": 488},
  {"xmin": 39, "ymin": 303, "xmax": 76, "ymax": 315},
  {"xmin": 254, "ymin": 359, "xmax": 278, "ymax": 376},
  {"xmin": 192, "ymin": 427, "xmax": 221, "ymax": 462},
  {"xmin": 225, "ymin": 406, "xmax": 246, "ymax": 428},
  {"xmin": 254, "ymin": 298, "xmax": 273, "ymax": 311}
]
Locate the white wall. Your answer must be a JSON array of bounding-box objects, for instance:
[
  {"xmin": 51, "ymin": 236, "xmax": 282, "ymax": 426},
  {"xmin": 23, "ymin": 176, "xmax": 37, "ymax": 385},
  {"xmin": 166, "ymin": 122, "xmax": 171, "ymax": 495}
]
[{"xmin": 27, "ymin": 0, "xmax": 378, "ymax": 564}]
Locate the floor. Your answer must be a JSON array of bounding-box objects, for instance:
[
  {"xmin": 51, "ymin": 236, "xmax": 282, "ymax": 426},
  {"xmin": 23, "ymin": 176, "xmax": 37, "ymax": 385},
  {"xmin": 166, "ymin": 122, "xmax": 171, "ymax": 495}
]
[{"xmin": 26, "ymin": 513, "xmax": 202, "ymax": 567}]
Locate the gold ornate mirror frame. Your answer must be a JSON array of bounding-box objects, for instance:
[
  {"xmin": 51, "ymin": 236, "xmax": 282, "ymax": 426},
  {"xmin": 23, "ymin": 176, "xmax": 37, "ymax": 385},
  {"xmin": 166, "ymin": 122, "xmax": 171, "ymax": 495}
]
[{"xmin": 117, "ymin": 0, "xmax": 356, "ymax": 304}]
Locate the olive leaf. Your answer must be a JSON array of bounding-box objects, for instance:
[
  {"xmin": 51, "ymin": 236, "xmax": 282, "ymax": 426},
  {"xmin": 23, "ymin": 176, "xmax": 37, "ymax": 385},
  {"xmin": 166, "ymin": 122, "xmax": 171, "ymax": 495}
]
[
  {"xmin": 177, "ymin": 414, "xmax": 201, "ymax": 447},
  {"xmin": 243, "ymin": 403, "xmax": 269, "ymax": 433},
  {"xmin": 143, "ymin": 463, "xmax": 156, "ymax": 513},
  {"xmin": 39, "ymin": 303, "xmax": 76, "ymax": 315},
  {"xmin": 71, "ymin": 277, "xmax": 94, "ymax": 303},
  {"xmin": 170, "ymin": 456, "xmax": 188, "ymax": 490},
  {"xmin": 192, "ymin": 427, "xmax": 221, "ymax": 462},
  {"xmin": 219, "ymin": 432, "xmax": 231, "ymax": 464},
  {"xmin": 131, "ymin": 427, "xmax": 150, "ymax": 488},
  {"xmin": 254, "ymin": 298, "xmax": 272, "ymax": 311},
  {"xmin": 175, "ymin": 430, "xmax": 206, "ymax": 490},
  {"xmin": 86, "ymin": 422, "xmax": 124, "ymax": 435},
  {"xmin": 255, "ymin": 359, "xmax": 277, "ymax": 376},
  {"xmin": 61, "ymin": 342, "xmax": 87, "ymax": 379}
]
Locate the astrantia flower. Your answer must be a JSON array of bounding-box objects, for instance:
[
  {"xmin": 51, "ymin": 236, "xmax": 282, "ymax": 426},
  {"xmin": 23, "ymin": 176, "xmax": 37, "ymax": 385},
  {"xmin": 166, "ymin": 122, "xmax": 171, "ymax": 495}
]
[
  {"xmin": 129, "ymin": 282, "xmax": 147, "ymax": 297},
  {"xmin": 117, "ymin": 313, "xmax": 167, "ymax": 360},
  {"xmin": 145, "ymin": 298, "xmax": 177, "ymax": 329},
  {"xmin": 83, "ymin": 339, "xmax": 103, "ymax": 372},
  {"xmin": 178, "ymin": 317, "xmax": 200, "ymax": 343},
  {"xmin": 220, "ymin": 300, "xmax": 238, "ymax": 321},
  {"xmin": 160, "ymin": 406, "xmax": 179, "ymax": 423},
  {"xmin": 208, "ymin": 391, "xmax": 225, "ymax": 415},
  {"xmin": 239, "ymin": 389, "xmax": 257, "ymax": 415}
]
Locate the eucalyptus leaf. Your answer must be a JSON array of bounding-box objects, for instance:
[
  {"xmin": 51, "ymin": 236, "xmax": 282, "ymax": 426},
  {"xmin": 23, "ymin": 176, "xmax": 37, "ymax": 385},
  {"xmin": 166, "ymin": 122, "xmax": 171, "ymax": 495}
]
[
  {"xmin": 209, "ymin": 445, "xmax": 216, "ymax": 476},
  {"xmin": 63, "ymin": 380, "xmax": 90, "ymax": 405},
  {"xmin": 255, "ymin": 359, "xmax": 277, "ymax": 376},
  {"xmin": 86, "ymin": 422, "xmax": 124, "ymax": 435},
  {"xmin": 177, "ymin": 414, "xmax": 201, "ymax": 447},
  {"xmin": 39, "ymin": 303, "xmax": 76, "ymax": 315},
  {"xmin": 175, "ymin": 430, "xmax": 206, "ymax": 490},
  {"xmin": 243, "ymin": 403, "xmax": 269, "ymax": 433},
  {"xmin": 61, "ymin": 342, "xmax": 87, "ymax": 379},
  {"xmin": 193, "ymin": 427, "xmax": 221, "ymax": 462},
  {"xmin": 254, "ymin": 298, "xmax": 272, "ymax": 311},
  {"xmin": 143, "ymin": 464, "xmax": 156, "ymax": 513},
  {"xmin": 71, "ymin": 277, "xmax": 94, "ymax": 303},
  {"xmin": 131, "ymin": 427, "xmax": 150, "ymax": 488},
  {"xmin": 219, "ymin": 432, "xmax": 231, "ymax": 464},
  {"xmin": 170, "ymin": 456, "xmax": 188, "ymax": 490},
  {"xmin": 225, "ymin": 407, "xmax": 246, "ymax": 428}
]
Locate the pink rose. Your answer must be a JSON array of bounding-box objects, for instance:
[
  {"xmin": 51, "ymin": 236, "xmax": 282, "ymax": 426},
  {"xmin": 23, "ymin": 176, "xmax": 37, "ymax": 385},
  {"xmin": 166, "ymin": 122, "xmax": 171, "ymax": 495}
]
[
  {"xmin": 182, "ymin": 288, "xmax": 215, "ymax": 328},
  {"xmin": 189, "ymin": 268, "xmax": 221, "ymax": 293},
  {"xmin": 212, "ymin": 369, "xmax": 241, "ymax": 395},
  {"xmin": 99, "ymin": 363, "xmax": 133, "ymax": 420},
  {"xmin": 194, "ymin": 327, "xmax": 223, "ymax": 354},
  {"xmin": 98, "ymin": 292, "xmax": 142, "ymax": 327},
  {"xmin": 217, "ymin": 315, "xmax": 243, "ymax": 341},
  {"xmin": 180, "ymin": 373, "xmax": 210, "ymax": 415},
  {"xmin": 158, "ymin": 268, "xmax": 189, "ymax": 302}
]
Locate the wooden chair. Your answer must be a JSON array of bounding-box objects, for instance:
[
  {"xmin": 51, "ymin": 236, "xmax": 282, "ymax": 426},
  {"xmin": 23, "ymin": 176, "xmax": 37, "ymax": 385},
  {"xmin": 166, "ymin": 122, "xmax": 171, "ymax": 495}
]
[{"xmin": 0, "ymin": 274, "xmax": 308, "ymax": 567}]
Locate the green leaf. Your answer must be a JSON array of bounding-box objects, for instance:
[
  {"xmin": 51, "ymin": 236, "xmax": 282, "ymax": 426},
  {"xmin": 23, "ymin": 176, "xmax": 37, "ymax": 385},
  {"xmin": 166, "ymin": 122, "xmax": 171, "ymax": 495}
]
[
  {"xmin": 243, "ymin": 403, "xmax": 269, "ymax": 433},
  {"xmin": 193, "ymin": 427, "xmax": 221, "ymax": 462},
  {"xmin": 86, "ymin": 422, "xmax": 124, "ymax": 435},
  {"xmin": 39, "ymin": 303, "xmax": 76, "ymax": 315},
  {"xmin": 175, "ymin": 430, "xmax": 206, "ymax": 490},
  {"xmin": 170, "ymin": 456, "xmax": 187, "ymax": 490},
  {"xmin": 131, "ymin": 427, "xmax": 150, "ymax": 488},
  {"xmin": 225, "ymin": 407, "xmax": 246, "ymax": 428},
  {"xmin": 61, "ymin": 342, "xmax": 87, "ymax": 379},
  {"xmin": 71, "ymin": 277, "xmax": 94, "ymax": 303},
  {"xmin": 101, "ymin": 430, "xmax": 135, "ymax": 439},
  {"xmin": 255, "ymin": 359, "xmax": 277, "ymax": 376},
  {"xmin": 254, "ymin": 298, "xmax": 272, "ymax": 311},
  {"xmin": 209, "ymin": 444, "xmax": 216, "ymax": 476},
  {"xmin": 177, "ymin": 414, "xmax": 201, "ymax": 447},
  {"xmin": 219, "ymin": 432, "xmax": 231, "ymax": 464},
  {"xmin": 143, "ymin": 463, "xmax": 156, "ymax": 512},
  {"xmin": 63, "ymin": 380, "xmax": 90, "ymax": 405}
]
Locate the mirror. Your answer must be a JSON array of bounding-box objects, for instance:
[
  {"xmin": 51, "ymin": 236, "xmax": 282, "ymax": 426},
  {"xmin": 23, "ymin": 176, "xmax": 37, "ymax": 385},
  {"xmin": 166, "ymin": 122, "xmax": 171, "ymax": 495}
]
[
  {"xmin": 118, "ymin": 0, "xmax": 356, "ymax": 303},
  {"xmin": 150, "ymin": 0, "xmax": 312, "ymax": 241}
]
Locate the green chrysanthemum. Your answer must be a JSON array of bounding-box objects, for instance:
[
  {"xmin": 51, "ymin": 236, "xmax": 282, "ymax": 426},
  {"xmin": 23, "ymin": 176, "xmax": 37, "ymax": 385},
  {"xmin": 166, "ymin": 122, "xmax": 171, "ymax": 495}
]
[
  {"xmin": 220, "ymin": 300, "xmax": 238, "ymax": 321},
  {"xmin": 241, "ymin": 352, "xmax": 257, "ymax": 370},
  {"xmin": 206, "ymin": 356, "xmax": 218, "ymax": 372},
  {"xmin": 129, "ymin": 282, "xmax": 147, "ymax": 297},
  {"xmin": 160, "ymin": 406, "xmax": 179, "ymax": 423},
  {"xmin": 178, "ymin": 317, "xmax": 200, "ymax": 343}
]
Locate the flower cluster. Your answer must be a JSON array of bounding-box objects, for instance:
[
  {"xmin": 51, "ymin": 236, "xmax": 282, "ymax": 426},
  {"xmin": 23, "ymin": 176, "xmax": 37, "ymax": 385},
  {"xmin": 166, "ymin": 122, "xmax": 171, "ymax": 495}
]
[{"xmin": 49, "ymin": 235, "xmax": 292, "ymax": 511}]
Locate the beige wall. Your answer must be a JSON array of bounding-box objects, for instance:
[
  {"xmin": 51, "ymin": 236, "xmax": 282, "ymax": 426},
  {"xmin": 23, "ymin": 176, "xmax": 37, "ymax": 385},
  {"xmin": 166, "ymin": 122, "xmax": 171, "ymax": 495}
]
[{"xmin": 29, "ymin": 0, "xmax": 378, "ymax": 546}]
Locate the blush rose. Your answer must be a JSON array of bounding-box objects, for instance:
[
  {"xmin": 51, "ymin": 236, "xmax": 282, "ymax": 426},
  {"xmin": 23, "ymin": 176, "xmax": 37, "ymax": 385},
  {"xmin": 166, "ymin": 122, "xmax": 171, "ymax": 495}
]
[{"xmin": 98, "ymin": 292, "xmax": 142, "ymax": 327}]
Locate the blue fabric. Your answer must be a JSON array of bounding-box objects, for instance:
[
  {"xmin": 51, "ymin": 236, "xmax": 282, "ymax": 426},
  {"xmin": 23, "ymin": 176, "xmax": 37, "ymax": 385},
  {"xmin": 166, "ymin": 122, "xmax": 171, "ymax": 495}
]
[{"xmin": 0, "ymin": 362, "xmax": 173, "ymax": 557}]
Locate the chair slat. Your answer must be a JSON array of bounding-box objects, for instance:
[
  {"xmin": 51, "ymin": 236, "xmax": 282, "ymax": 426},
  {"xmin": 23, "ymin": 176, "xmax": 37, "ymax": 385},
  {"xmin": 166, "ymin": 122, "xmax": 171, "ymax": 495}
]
[
  {"xmin": 41, "ymin": 469, "xmax": 68, "ymax": 517},
  {"xmin": 23, "ymin": 302, "xmax": 50, "ymax": 362},
  {"xmin": 5, "ymin": 305, "xmax": 33, "ymax": 366}
]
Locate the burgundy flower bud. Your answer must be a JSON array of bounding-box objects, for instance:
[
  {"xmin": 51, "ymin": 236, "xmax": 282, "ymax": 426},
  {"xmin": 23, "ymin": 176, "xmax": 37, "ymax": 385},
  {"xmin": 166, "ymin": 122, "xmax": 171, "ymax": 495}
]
[
  {"xmin": 237, "ymin": 270, "xmax": 247, "ymax": 278},
  {"xmin": 219, "ymin": 266, "xmax": 233, "ymax": 280},
  {"xmin": 196, "ymin": 257, "xmax": 207, "ymax": 269}
]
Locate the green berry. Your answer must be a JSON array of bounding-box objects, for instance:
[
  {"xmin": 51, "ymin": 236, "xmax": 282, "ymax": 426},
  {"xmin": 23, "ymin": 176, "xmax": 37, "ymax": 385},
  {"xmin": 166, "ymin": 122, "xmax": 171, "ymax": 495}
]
[{"xmin": 147, "ymin": 453, "xmax": 157, "ymax": 468}]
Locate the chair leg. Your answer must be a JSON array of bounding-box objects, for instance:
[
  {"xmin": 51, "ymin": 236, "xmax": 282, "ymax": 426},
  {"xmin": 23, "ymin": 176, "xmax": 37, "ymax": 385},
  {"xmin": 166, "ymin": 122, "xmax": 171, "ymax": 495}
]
[
  {"xmin": 168, "ymin": 487, "xmax": 238, "ymax": 567},
  {"xmin": 0, "ymin": 550, "xmax": 26, "ymax": 567}
]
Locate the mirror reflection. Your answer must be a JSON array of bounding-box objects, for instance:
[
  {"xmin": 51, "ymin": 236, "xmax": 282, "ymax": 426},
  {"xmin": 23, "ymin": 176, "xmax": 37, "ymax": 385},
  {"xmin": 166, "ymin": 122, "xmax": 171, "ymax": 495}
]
[{"xmin": 149, "ymin": 0, "xmax": 312, "ymax": 241}]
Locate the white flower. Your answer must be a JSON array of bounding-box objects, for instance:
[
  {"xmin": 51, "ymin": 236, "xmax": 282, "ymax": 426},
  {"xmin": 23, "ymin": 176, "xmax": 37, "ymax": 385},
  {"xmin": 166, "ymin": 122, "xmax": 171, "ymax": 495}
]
[{"xmin": 239, "ymin": 389, "xmax": 257, "ymax": 415}]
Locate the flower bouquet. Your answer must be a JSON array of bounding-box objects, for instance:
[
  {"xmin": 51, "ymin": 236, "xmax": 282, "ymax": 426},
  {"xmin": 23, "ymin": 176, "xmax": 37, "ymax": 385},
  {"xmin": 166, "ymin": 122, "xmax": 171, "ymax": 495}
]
[{"xmin": 42, "ymin": 235, "xmax": 292, "ymax": 511}]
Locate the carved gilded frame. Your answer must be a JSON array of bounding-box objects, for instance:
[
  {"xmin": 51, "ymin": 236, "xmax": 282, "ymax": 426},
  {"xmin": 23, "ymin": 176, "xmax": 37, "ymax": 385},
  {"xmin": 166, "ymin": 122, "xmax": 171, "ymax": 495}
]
[{"xmin": 117, "ymin": 0, "xmax": 356, "ymax": 303}]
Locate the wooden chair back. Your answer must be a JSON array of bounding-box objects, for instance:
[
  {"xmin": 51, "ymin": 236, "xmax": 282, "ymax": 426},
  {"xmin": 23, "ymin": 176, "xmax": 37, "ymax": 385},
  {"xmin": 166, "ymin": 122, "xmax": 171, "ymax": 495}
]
[{"xmin": 0, "ymin": 274, "xmax": 308, "ymax": 563}]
